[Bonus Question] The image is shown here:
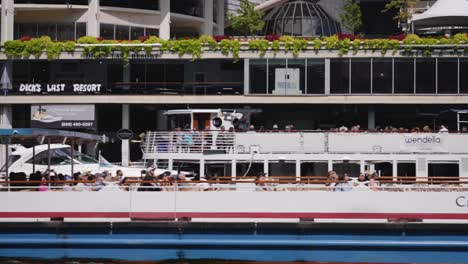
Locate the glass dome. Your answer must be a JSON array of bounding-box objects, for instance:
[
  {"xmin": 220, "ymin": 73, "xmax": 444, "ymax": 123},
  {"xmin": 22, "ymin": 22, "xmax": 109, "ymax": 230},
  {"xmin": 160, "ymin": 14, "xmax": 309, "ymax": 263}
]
[{"xmin": 263, "ymin": 0, "xmax": 341, "ymax": 37}]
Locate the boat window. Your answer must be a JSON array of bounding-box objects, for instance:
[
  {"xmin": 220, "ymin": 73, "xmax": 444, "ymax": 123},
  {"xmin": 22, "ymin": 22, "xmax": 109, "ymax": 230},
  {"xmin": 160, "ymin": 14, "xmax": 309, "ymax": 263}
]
[
  {"xmin": 0, "ymin": 155, "xmax": 21, "ymax": 172},
  {"xmin": 25, "ymin": 148, "xmax": 98, "ymax": 165},
  {"xmin": 169, "ymin": 114, "xmax": 191, "ymax": 130}
]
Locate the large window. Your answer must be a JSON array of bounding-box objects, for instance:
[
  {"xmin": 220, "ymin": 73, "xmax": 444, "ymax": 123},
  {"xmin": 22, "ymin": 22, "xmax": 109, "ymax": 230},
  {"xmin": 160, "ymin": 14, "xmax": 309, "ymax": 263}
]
[
  {"xmin": 394, "ymin": 59, "xmax": 414, "ymax": 94},
  {"xmin": 372, "ymin": 58, "xmax": 392, "ymax": 94},
  {"xmin": 416, "ymin": 59, "xmax": 436, "ymax": 94},
  {"xmin": 351, "ymin": 59, "xmax": 371, "ymax": 94},
  {"xmin": 250, "ymin": 60, "xmax": 267, "ymax": 94},
  {"xmin": 15, "ymin": 0, "xmax": 88, "ymax": 4},
  {"xmin": 100, "ymin": 0, "xmax": 159, "ymax": 10},
  {"xmin": 171, "ymin": 0, "xmax": 203, "ymax": 17},
  {"xmin": 306, "ymin": 59, "xmax": 325, "ymax": 94},
  {"xmin": 438, "ymin": 59, "xmax": 458, "ymax": 94},
  {"xmin": 330, "ymin": 59, "xmax": 350, "ymax": 94},
  {"xmin": 461, "ymin": 59, "xmax": 468, "ymax": 94},
  {"xmin": 15, "ymin": 22, "xmax": 86, "ymax": 40},
  {"xmin": 268, "ymin": 59, "xmax": 287, "ymax": 94},
  {"xmin": 100, "ymin": 24, "xmax": 157, "ymax": 40}
]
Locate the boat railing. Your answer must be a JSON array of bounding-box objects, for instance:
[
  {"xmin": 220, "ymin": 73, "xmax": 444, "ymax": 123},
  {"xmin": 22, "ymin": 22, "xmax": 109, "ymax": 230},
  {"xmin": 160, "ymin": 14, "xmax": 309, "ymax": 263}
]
[{"xmin": 142, "ymin": 131, "xmax": 468, "ymax": 155}]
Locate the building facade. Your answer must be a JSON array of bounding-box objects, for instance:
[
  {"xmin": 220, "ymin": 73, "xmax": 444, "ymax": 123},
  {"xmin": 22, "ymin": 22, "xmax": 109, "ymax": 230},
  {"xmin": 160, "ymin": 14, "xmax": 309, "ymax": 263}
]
[{"xmin": 0, "ymin": 0, "xmax": 466, "ymax": 165}]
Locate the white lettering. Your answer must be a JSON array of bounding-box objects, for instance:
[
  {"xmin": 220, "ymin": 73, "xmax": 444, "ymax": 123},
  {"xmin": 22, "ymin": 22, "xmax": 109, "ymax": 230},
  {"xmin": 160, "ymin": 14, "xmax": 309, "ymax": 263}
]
[
  {"xmin": 73, "ymin": 84, "xmax": 101, "ymax": 93},
  {"xmin": 19, "ymin": 83, "xmax": 42, "ymax": 93},
  {"xmin": 47, "ymin": 84, "xmax": 66, "ymax": 92}
]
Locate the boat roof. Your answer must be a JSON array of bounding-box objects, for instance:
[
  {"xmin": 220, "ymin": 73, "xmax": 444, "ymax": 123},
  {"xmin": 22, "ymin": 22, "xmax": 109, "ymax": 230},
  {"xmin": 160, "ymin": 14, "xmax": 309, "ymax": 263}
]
[
  {"xmin": 0, "ymin": 128, "xmax": 105, "ymax": 144},
  {"xmin": 11, "ymin": 144, "xmax": 71, "ymax": 156},
  {"xmin": 164, "ymin": 109, "xmax": 222, "ymax": 115}
]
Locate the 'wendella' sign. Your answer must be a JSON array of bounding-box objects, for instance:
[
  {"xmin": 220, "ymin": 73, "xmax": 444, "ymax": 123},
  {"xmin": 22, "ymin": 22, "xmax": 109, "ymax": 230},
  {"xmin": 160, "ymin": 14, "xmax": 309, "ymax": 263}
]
[
  {"xmin": 400, "ymin": 134, "xmax": 447, "ymax": 153},
  {"xmin": 19, "ymin": 83, "xmax": 102, "ymax": 94}
]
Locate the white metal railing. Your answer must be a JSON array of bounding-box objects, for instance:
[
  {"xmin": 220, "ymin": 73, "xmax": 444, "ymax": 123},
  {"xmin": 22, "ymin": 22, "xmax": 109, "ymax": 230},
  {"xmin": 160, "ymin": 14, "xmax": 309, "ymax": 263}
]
[
  {"xmin": 142, "ymin": 131, "xmax": 468, "ymax": 155},
  {"xmin": 143, "ymin": 131, "xmax": 236, "ymax": 154}
]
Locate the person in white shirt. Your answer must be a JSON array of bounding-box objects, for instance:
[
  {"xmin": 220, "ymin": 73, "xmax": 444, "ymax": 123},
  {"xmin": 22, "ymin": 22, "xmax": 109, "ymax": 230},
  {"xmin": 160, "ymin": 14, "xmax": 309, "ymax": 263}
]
[{"xmin": 439, "ymin": 125, "xmax": 449, "ymax": 133}]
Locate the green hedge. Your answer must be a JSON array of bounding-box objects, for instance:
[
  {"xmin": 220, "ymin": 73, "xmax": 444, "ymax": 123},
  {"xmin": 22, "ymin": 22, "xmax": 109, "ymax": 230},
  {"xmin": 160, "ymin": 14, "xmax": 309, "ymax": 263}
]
[{"xmin": 3, "ymin": 34, "xmax": 468, "ymax": 65}]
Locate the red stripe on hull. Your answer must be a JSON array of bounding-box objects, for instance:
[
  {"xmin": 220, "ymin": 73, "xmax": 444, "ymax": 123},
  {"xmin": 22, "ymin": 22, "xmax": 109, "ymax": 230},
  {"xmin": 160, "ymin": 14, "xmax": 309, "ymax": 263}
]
[{"xmin": 0, "ymin": 212, "xmax": 468, "ymax": 219}]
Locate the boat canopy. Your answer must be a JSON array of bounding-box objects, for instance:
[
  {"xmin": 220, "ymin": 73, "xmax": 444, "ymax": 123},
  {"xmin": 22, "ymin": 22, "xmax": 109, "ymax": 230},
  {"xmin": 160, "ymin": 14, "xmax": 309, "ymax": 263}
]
[
  {"xmin": 0, "ymin": 128, "xmax": 106, "ymax": 145},
  {"xmin": 413, "ymin": 0, "xmax": 468, "ymax": 27}
]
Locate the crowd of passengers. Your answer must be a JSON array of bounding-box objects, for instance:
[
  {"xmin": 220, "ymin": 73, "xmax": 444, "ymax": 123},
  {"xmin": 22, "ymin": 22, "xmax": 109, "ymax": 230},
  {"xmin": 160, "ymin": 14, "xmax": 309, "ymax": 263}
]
[{"xmin": 6, "ymin": 166, "xmax": 384, "ymax": 192}]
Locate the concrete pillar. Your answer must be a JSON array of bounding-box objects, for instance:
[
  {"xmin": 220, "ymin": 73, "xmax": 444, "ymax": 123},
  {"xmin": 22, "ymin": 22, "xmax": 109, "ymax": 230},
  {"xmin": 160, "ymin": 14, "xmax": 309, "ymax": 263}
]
[
  {"xmin": 159, "ymin": 0, "xmax": 170, "ymax": 40},
  {"xmin": 121, "ymin": 104, "xmax": 130, "ymax": 166},
  {"xmin": 202, "ymin": 0, "xmax": 213, "ymax": 36},
  {"xmin": 416, "ymin": 158, "xmax": 427, "ymax": 180},
  {"xmin": 368, "ymin": 105, "xmax": 376, "ymax": 130},
  {"xmin": 0, "ymin": 105, "xmax": 12, "ymax": 170},
  {"xmin": 295, "ymin": 159, "xmax": 301, "ymax": 178},
  {"xmin": 392, "ymin": 160, "xmax": 398, "ymax": 181},
  {"xmin": 87, "ymin": 0, "xmax": 100, "ymax": 37},
  {"xmin": 263, "ymin": 159, "xmax": 268, "ymax": 176},
  {"xmin": 324, "ymin": 59, "xmax": 331, "ymax": 95},
  {"xmin": 1, "ymin": 0, "xmax": 14, "ymax": 42},
  {"xmin": 1, "ymin": 61, "xmax": 13, "ymax": 93},
  {"xmin": 243, "ymin": 59, "xmax": 249, "ymax": 95},
  {"xmin": 215, "ymin": 0, "xmax": 224, "ymax": 35},
  {"xmin": 231, "ymin": 160, "xmax": 236, "ymax": 178}
]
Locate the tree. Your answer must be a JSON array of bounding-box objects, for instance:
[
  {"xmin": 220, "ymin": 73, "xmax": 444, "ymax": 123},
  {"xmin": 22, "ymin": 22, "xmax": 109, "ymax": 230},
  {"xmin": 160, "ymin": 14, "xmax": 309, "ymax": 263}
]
[
  {"xmin": 382, "ymin": 0, "xmax": 420, "ymax": 32},
  {"xmin": 340, "ymin": 0, "xmax": 363, "ymax": 34},
  {"xmin": 229, "ymin": 0, "xmax": 265, "ymax": 36}
]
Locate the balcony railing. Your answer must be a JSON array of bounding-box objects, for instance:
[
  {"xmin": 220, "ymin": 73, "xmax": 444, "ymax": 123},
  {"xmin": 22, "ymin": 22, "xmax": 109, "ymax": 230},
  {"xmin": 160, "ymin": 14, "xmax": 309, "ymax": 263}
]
[{"xmin": 142, "ymin": 131, "xmax": 468, "ymax": 155}]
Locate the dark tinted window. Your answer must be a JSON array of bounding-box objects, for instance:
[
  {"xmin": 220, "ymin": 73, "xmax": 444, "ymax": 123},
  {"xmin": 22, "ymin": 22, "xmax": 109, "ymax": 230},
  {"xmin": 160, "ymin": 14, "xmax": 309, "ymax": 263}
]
[
  {"xmin": 372, "ymin": 59, "xmax": 392, "ymax": 94},
  {"xmin": 330, "ymin": 59, "xmax": 350, "ymax": 94},
  {"xmin": 416, "ymin": 59, "xmax": 436, "ymax": 94},
  {"xmin": 460, "ymin": 59, "xmax": 468, "ymax": 94},
  {"xmin": 394, "ymin": 59, "xmax": 414, "ymax": 94},
  {"xmin": 100, "ymin": 0, "xmax": 159, "ymax": 10},
  {"xmin": 438, "ymin": 59, "xmax": 458, "ymax": 94},
  {"xmin": 15, "ymin": 0, "xmax": 87, "ymax": 4},
  {"xmin": 306, "ymin": 59, "xmax": 324, "ymax": 94},
  {"xmin": 351, "ymin": 59, "xmax": 371, "ymax": 94},
  {"xmin": 250, "ymin": 60, "xmax": 267, "ymax": 94}
]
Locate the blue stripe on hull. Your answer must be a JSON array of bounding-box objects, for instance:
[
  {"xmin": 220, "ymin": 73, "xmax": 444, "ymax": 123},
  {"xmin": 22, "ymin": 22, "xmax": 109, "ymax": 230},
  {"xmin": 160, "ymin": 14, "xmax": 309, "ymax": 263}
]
[{"xmin": 1, "ymin": 222, "xmax": 468, "ymax": 263}]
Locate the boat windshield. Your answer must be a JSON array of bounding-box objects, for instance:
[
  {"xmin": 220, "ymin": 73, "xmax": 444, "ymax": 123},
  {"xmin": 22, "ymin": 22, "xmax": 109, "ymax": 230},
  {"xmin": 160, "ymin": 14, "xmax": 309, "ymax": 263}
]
[
  {"xmin": 0, "ymin": 155, "xmax": 21, "ymax": 172},
  {"xmin": 56, "ymin": 148, "xmax": 99, "ymax": 164}
]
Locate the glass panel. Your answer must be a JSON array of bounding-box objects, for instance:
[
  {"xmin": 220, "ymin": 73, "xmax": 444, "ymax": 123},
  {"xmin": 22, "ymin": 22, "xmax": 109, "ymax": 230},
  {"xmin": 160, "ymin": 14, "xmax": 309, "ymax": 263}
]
[
  {"xmin": 75, "ymin": 22, "xmax": 87, "ymax": 39},
  {"xmin": 438, "ymin": 59, "xmax": 458, "ymax": 94},
  {"xmin": 171, "ymin": 0, "xmax": 203, "ymax": 17},
  {"xmin": 301, "ymin": 162, "xmax": 328, "ymax": 176},
  {"xmin": 100, "ymin": 23, "xmax": 114, "ymax": 40},
  {"xmin": 394, "ymin": 59, "xmax": 414, "ymax": 94},
  {"xmin": 57, "ymin": 23, "xmax": 74, "ymax": 41},
  {"xmin": 269, "ymin": 161, "xmax": 296, "ymax": 177},
  {"xmin": 268, "ymin": 59, "xmax": 287, "ymax": 94},
  {"xmin": 250, "ymin": 60, "xmax": 267, "ymax": 94},
  {"xmin": 16, "ymin": 23, "xmax": 38, "ymax": 38},
  {"xmin": 330, "ymin": 59, "xmax": 350, "ymax": 94},
  {"xmin": 372, "ymin": 58, "xmax": 392, "ymax": 94},
  {"xmin": 15, "ymin": 0, "xmax": 87, "ymax": 4},
  {"xmin": 38, "ymin": 24, "xmax": 56, "ymax": 40},
  {"xmin": 287, "ymin": 59, "xmax": 305, "ymax": 95},
  {"xmin": 100, "ymin": 0, "xmax": 159, "ymax": 10},
  {"xmin": 115, "ymin": 25, "xmax": 130, "ymax": 40},
  {"xmin": 130, "ymin": 27, "xmax": 145, "ymax": 40},
  {"xmin": 145, "ymin": 28, "xmax": 159, "ymax": 37},
  {"xmin": 460, "ymin": 59, "xmax": 468, "ymax": 94},
  {"xmin": 416, "ymin": 58, "xmax": 436, "ymax": 94},
  {"xmin": 306, "ymin": 59, "xmax": 325, "ymax": 94},
  {"xmin": 351, "ymin": 59, "xmax": 371, "ymax": 94}
]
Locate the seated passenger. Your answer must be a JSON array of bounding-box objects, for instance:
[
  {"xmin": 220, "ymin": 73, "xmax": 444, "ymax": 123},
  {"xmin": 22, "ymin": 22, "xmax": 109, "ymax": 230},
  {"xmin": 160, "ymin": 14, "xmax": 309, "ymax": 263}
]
[
  {"xmin": 335, "ymin": 174, "xmax": 354, "ymax": 192},
  {"xmin": 255, "ymin": 173, "xmax": 269, "ymax": 191}
]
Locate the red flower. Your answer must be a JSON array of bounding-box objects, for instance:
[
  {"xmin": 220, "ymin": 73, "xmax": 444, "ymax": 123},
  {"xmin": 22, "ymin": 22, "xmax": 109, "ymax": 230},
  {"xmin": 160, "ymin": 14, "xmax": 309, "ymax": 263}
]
[
  {"xmin": 138, "ymin": 36, "xmax": 149, "ymax": 42},
  {"xmin": 388, "ymin": 34, "xmax": 407, "ymax": 41},
  {"xmin": 264, "ymin": 34, "xmax": 280, "ymax": 41},
  {"xmin": 214, "ymin": 35, "xmax": 231, "ymax": 42},
  {"xmin": 337, "ymin": 33, "xmax": 356, "ymax": 40},
  {"xmin": 97, "ymin": 37, "xmax": 105, "ymax": 42},
  {"xmin": 19, "ymin": 36, "xmax": 32, "ymax": 42}
]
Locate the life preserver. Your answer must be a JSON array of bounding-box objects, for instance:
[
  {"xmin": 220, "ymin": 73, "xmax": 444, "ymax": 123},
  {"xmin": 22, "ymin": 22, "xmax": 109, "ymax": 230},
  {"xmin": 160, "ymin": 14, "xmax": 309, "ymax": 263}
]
[{"xmin": 212, "ymin": 117, "xmax": 223, "ymax": 128}]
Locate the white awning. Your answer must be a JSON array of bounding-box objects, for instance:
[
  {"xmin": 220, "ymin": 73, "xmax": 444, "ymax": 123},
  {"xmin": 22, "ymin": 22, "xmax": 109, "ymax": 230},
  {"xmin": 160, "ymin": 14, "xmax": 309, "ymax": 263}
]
[{"xmin": 413, "ymin": 0, "xmax": 468, "ymax": 27}]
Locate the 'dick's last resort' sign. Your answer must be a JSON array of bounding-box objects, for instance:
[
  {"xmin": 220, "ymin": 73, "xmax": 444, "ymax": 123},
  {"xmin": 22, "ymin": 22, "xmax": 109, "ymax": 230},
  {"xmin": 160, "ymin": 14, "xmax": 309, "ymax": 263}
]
[{"xmin": 19, "ymin": 83, "xmax": 102, "ymax": 94}]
